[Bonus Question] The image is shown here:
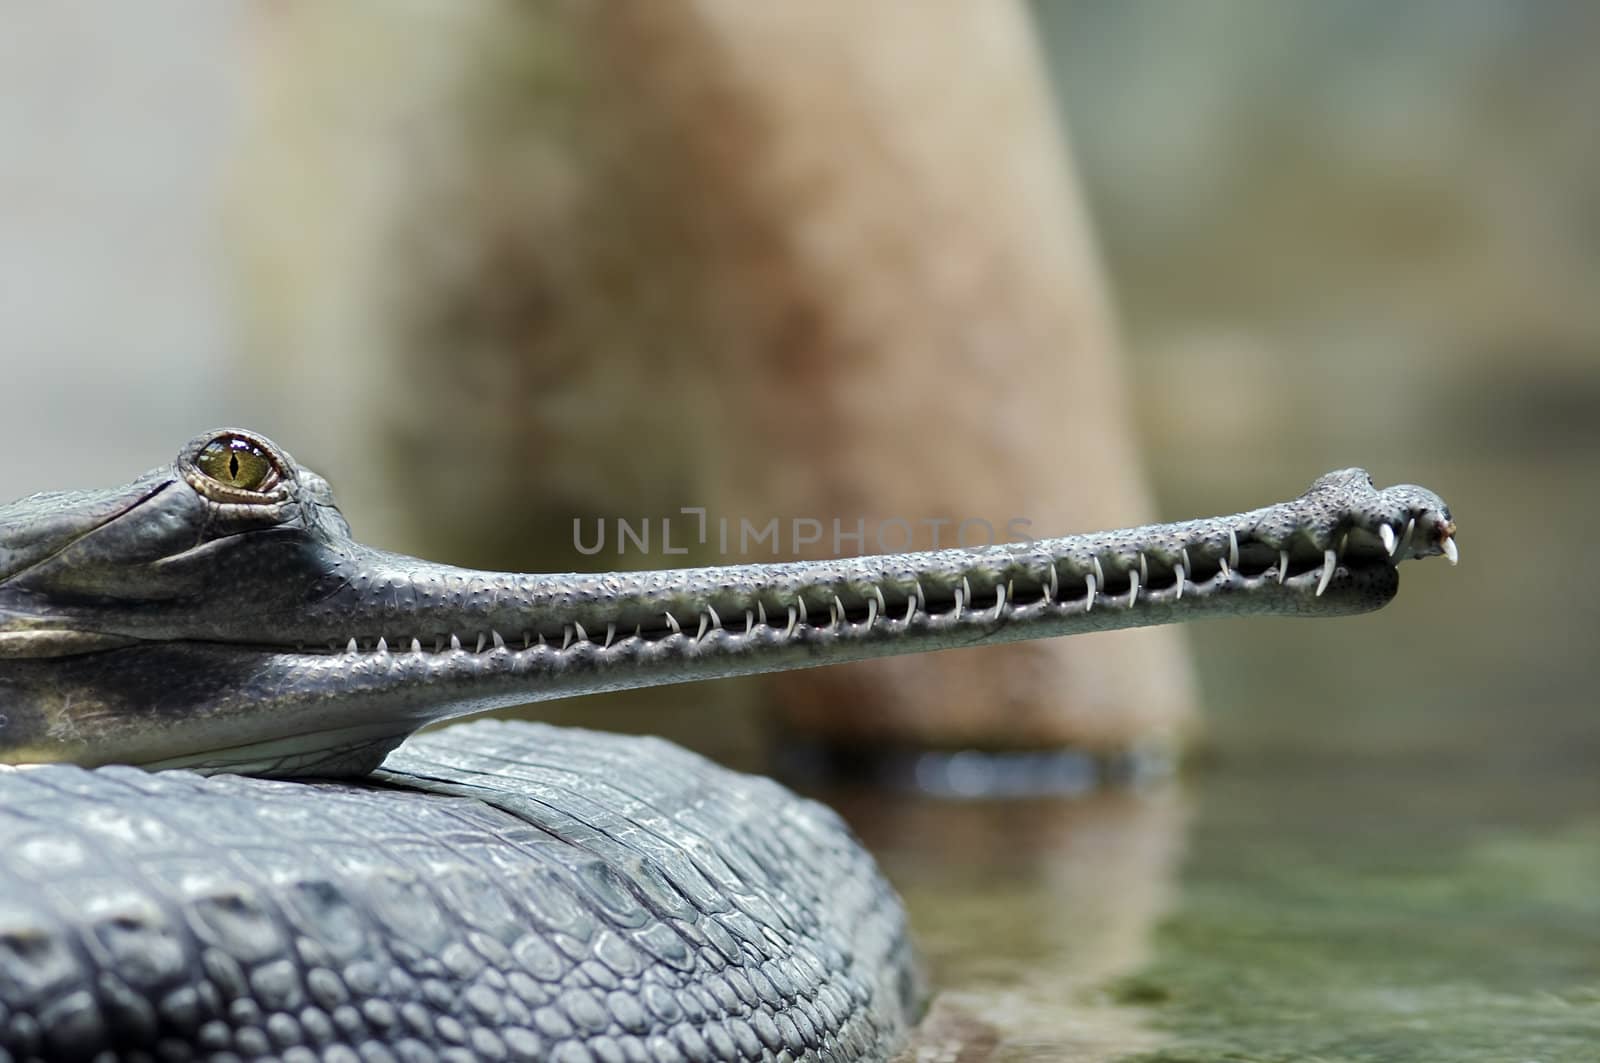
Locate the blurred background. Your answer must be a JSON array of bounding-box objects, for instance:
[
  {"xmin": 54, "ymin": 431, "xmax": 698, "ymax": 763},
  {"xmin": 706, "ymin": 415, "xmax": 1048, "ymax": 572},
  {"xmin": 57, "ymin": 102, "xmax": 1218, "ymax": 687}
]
[{"xmin": 3, "ymin": 2, "xmax": 1597, "ymax": 1059}]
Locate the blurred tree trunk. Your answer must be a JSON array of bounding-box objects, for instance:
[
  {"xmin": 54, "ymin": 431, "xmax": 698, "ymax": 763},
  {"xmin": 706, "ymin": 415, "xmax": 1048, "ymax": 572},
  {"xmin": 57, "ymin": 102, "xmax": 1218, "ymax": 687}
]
[{"xmin": 237, "ymin": 0, "xmax": 1195, "ymax": 760}]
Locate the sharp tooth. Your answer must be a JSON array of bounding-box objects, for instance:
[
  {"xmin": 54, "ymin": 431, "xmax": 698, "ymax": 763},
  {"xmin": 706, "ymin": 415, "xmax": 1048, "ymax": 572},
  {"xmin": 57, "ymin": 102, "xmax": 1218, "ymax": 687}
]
[
  {"xmin": 903, "ymin": 595, "xmax": 917, "ymax": 624},
  {"xmin": 1316, "ymin": 548, "xmax": 1337, "ymax": 597},
  {"xmin": 492, "ymin": 630, "xmax": 505, "ymax": 650},
  {"xmin": 346, "ymin": 637, "xmax": 359, "ymax": 655},
  {"xmin": 915, "ymin": 581, "xmax": 926, "ymax": 610},
  {"xmin": 871, "ymin": 585, "xmax": 886, "ymax": 613},
  {"xmin": 784, "ymin": 605, "xmax": 799, "ymax": 639},
  {"xmin": 953, "ymin": 586, "xmax": 965, "ymax": 621},
  {"xmin": 522, "ymin": 631, "xmax": 530, "ymax": 650},
  {"xmin": 744, "ymin": 610, "xmax": 754, "ymax": 635},
  {"xmin": 411, "ymin": 638, "xmax": 422, "ymax": 655},
  {"xmin": 1127, "ymin": 569, "xmax": 1139, "ymax": 608},
  {"xmin": 865, "ymin": 596, "xmax": 878, "ymax": 627},
  {"xmin": 1278, "ymin": 549, "xmax": 1290, "ymax": 584},
  {"xmin": 797, "ymin": 597, "xmax": 809, "ymax": 624},
  {"xmin": 1181, "ymin": 547, "xmax": 1192, "ymax": 574},
  {"xmin": 1379, "ymin": 523, "xmax": 1397, "ymax": 556},
  {"xmin": 605, "ymin": 622, "xmax": 617, "ymax": 648},
  {"xmin": 1046, "ymin": 564, "xmax": 1058, "ymax": 600},
  {"xmin": 994, "ymin": 582, "xmax": 1007, "ymax": 618},
  {"xmin": 1400, "ymin": 517, "xmax": 1416, "ymax": 555},
  {"xmin": 476, "ymin": 633, "xmax": 487, "ymax": 653},
  {"xmin": 1219, "ymin": 555, "xmax": 1231, "ymax": 578},
  {"xmin": 1228, "ymin": 530, "xmax": 1240, "ymax": 570},
  {"xmin": 1338, "ymin": 531, "xmax": 1349, "ymax": 557},
  {"xmin": 1139, "ymin": 553, "xmax": 1149, "ymax": 584},
  {"xmin": 695, "ymin": 613, "xmax": 708, "ymax": 641},
  {"xmin": 562, "ymin": 626, "xmax": 573, "ymax": 651},
  {"xmin": 1442, "ymin": 536, "xmax": 1459, "ymax": 565},
  {"xmin": 449, "ymin": 633, "xmax": 461, "ymax": 652},
  {"xmin": 833, "ymin": 595, "xmax": 846, "ymax": 629},
  {"xmin": 1085, "ymin": 573, "xmax": 1096, "ymax": 612},
  {"xmin": 664, "ymin": 610, "xmax": 680, "ymax": 634},
  {"xmin": 1174, "ymin": 564, "xmax": 1186, "ymax": 599},
  {"xmin": 705, "ymin": 604, "xmax": 721, "ymax": 630},
  {"xmin": 375, "ymin": 637, "xmax": 388, "ymax": 655},
  {"xmin": 757, "ymin": 601, "xmax": 768, "ymax": 626},
  {"xmin": 1091, "ymin": 557, "xmax": 1105, "ymax": 585}
]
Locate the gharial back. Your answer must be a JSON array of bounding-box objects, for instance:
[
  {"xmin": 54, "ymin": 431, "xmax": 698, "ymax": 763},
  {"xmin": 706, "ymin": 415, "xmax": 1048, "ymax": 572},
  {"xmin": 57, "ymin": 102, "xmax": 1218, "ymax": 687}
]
[{"xmin": 0, "ymin": 720, "xmax": 920, "ymax": 1062}]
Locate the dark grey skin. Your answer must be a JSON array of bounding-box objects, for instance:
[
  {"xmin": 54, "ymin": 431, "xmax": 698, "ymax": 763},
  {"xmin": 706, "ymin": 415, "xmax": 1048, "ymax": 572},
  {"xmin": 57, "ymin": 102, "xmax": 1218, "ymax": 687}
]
[
  {"xmin": 0, "ymin": 430, "xmax": 1456, "ymax": 1061},
  {"xmin": 0, "ymin": 429, "xmax": 1455, "ymax": 778}
]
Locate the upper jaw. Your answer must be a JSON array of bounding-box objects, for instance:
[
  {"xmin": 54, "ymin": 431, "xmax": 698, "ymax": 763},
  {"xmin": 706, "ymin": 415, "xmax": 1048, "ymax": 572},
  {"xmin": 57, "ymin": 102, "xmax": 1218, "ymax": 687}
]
[
  {"xmin": 1, "ymin": 469, "xmax": 1458, "ymax": 662},
  {"xmin": 1262, "ymin": 471, "xmax": 1454, "ymax": 567},
  {"xmin": 1286, "ymin": 478, "xmax": 1457, "ymax": 596},
  {"xmin": 172, "ymin": 476, "xmax": 1456, "ymax": 659},
  {"xmin": 1366, "ymin": 482, "xmax": 1456, "ymax": 567}
]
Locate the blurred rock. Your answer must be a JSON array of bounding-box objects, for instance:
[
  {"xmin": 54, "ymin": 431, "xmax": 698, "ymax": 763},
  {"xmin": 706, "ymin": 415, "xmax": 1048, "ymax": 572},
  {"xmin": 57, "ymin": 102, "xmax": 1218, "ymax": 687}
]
[{"xmin": 235, "ymin": 1, "xmax": 1197, "ymax": 757}]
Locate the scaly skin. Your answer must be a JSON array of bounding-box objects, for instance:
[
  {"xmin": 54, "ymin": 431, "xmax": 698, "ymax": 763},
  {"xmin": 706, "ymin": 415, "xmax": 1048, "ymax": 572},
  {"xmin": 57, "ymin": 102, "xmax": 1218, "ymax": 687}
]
[
  {"xmin": 0, "ymin": 722, "xmax": 922, "ymax": 1061},
  {"xmin": 0, "ymin": 428, "xmax": 1455, "ymax": 777}
]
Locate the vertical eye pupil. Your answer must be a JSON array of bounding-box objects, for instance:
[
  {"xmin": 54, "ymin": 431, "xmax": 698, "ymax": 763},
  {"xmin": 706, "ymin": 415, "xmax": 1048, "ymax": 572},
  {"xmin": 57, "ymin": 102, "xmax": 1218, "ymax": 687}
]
[{"xmin": 195, "ymin": 436, "xmax": 279, "ymax": 493}]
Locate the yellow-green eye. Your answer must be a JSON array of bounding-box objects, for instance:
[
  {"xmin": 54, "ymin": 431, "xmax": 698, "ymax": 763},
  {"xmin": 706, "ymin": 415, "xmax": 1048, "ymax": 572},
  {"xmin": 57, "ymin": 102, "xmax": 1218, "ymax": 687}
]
[{"xmin": 195, "ymin": 437, "xmax": 279, "ymax": 493}]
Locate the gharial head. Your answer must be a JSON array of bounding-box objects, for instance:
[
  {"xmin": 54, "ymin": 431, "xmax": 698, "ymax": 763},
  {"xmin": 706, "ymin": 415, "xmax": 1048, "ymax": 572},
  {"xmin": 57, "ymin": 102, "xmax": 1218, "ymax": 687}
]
[
  {"xmin": 0, "ymin": 428, "xmax": 358, "ymax": 658},
  {"xmin": 0, "ymin": 428, "xmax": 415, "ymax": 775},
  {"xmin": 0, "ymin": 428, "xmax": 1456, "ymax": 779}
]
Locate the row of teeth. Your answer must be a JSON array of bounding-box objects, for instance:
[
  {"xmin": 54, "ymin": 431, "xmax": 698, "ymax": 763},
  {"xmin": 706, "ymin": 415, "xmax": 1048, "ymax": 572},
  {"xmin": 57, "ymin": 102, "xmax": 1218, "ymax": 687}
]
[{"xmin": 316, "ymin": 519, "xmax": 1455, "ymax": 658}]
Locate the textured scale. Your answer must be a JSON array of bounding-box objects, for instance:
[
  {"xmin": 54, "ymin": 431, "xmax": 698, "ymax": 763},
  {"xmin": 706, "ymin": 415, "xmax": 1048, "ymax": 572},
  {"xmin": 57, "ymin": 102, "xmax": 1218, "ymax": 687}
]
[{"xmin": 0, "ymin": 721, "xmax": 919, "ymax": 1061}]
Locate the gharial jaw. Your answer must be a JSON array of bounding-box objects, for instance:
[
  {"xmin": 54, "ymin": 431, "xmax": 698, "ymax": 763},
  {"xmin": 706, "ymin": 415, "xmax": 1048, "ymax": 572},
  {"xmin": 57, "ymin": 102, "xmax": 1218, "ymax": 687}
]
[{"xmin": 0, "ymin": 431, "xmax": 1457, "ymax": 778}]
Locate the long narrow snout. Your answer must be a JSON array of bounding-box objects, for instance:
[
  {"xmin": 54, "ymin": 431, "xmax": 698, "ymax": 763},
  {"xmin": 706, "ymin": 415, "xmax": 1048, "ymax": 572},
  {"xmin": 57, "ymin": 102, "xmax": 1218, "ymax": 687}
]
[{"xmin": 0, "ymin": 431, "xmax": 1456, "ymax": 777}]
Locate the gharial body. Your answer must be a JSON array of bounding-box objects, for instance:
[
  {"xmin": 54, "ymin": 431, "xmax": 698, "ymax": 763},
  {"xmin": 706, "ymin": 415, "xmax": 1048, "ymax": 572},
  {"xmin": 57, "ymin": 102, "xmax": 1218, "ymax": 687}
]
[{"xmin": 0, "ymin": 429, "xmax": 1456, "ymax": 1061}]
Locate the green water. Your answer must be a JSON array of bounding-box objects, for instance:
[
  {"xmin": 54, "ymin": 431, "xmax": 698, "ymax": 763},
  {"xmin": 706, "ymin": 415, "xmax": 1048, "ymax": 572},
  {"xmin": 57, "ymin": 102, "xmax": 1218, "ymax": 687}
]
[
  {"xmin": 847, "ymin": 748, "xmax": 1600, "ymax": 1062},
  {"xmin": 1121, "ymin": 764, "xmax": 1600, "ymax": 1061}
]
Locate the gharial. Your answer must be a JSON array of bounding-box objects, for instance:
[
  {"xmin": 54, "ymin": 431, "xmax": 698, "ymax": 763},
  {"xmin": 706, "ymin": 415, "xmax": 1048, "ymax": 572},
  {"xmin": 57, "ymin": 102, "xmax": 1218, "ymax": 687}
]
[{"xmin": 0, "ymin": 428, "xmax": 1456, "ymax": 1061}]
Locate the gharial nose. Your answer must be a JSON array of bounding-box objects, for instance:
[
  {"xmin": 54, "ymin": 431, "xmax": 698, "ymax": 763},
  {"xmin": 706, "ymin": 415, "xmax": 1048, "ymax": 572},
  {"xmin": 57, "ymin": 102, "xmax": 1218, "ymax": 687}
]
[{"xmin": 1433, "ymin": 516, "xmax": 1459, "ymax": 566}]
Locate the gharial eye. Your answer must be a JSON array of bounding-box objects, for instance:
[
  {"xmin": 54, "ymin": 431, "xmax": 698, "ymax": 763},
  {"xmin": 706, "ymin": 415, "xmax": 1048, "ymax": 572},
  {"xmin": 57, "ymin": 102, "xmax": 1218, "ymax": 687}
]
[{"xmin": 195, "ymin": 436, "xmax": 280, "ymax": 493}]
